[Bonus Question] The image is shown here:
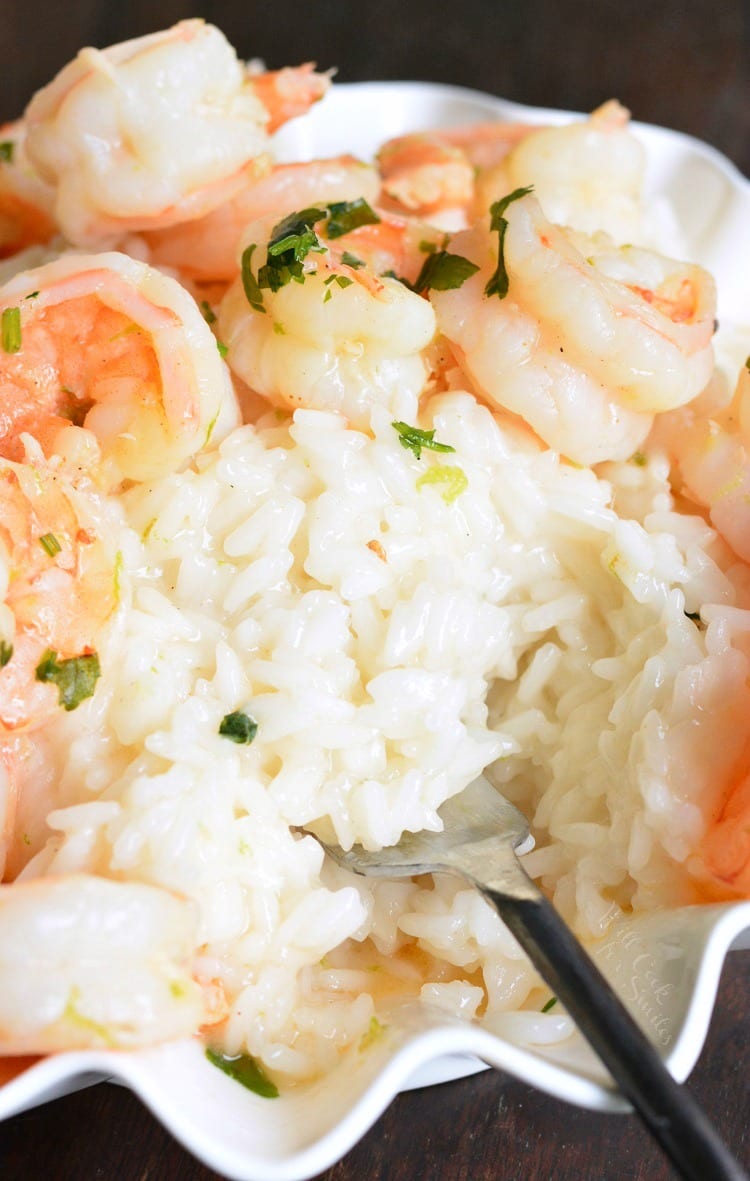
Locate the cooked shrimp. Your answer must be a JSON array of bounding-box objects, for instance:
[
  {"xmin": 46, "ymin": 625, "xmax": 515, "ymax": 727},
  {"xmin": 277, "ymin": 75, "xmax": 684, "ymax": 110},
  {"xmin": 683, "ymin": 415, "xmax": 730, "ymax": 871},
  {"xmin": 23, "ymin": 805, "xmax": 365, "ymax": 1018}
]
[
  {"xmin": 376, "ymin": 122, "xmax": 536, "ymax": 224},
  {"xmin": 146, "ymin": 156, "xmax": 380, "ymax": 283},
  {"xmin": 0, "ymin": 121, "xmax": 57, "ymax": 260},
  {"xmin": 246, "ymin": 62, "xmax": 330, "ymax": 135},
  {"xmin": 24, "ymin": 21, "xmax": 329, "ymax": 247},
  {"xmin": 0, "ymin": 454, "xmax": 117, "ymax": 733},
  {"xmin": 218, "ymin": 208, "xmax": 436, "ymax": 425},
  {"xmin": 0, "ymin": 874, "xmax": 224, "ymax": 1052},
  {"xmin": 476, "ymin": 100, "xmax": 647, "ymax": 243},
  {"xmin": 430, "ymin": 193, "xmax": 716, "ymax": 464},
  {"xmin": 664, "ymin": 361, "xmax": 750, "ymax": 561},
  {"xmin": 0, "ymin": 251, "xmax": 239, "ymax": 484}
]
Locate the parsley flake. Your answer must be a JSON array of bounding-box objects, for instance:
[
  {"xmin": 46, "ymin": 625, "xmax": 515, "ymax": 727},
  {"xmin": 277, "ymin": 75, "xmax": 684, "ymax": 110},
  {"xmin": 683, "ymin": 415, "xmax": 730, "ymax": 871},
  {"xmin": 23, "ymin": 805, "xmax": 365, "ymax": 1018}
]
[
  {"xmin": 416, "ymin": 465, "xmax": 468, "ymax": 503},
  {"xmin": 0, "ymin": 640, "xmax": 12, "ymax": 668},
  {"xmin": 392, "ymin": 421, "xmax": 456, "ymax": 460},
  {"xmin": 1, "ymin": 306, "xmax": 21, "ymax": 353},
  {"xmin": 205, "ymin": 1048, "xmax": 279, "ymax": 1098},
  {"xmin": 412, "ymin": 250, "xmax": 479, "ymax": 294},
  {"xmin": 35, "ymin": 649, "xmax": 101, "ymax": 711},
  {"xmin": 241, "ymin": 244, "xmax": 267, "ymax": 313},
  {"xmin": 39, "ymin": 532, "xmax": 62, "ymax": 557},
  {"xmin": 0, "ymin": 141, "xmax": 13, "ymax": 164},
  {"xmin": 216, "ymin": 341, "xmax": 228, "ymax": 359},
  {"xmin": 258, "ymin": 206, "xmax": 327, "ymax": 293},
  {"xmin": 541, "ymin": 996, "xmax": 558, "ymax": 1013},
  {"xmin": 484, "ymin": 185, "xmax": 534, "ymax": 300},
  {"xmin": 325, "ymin": 198, "xmax": 380, "ymax": 239},
  {"xmin": 200, "ymin": 300, "xmax": 217, "ymax": 324},
  {"xmin": 340, "ymin": 251, "xmax": 365, "ymax": 269},
  {"xmin": 219, "ymin": 711, "xmax": 258, "ymax": 744}
]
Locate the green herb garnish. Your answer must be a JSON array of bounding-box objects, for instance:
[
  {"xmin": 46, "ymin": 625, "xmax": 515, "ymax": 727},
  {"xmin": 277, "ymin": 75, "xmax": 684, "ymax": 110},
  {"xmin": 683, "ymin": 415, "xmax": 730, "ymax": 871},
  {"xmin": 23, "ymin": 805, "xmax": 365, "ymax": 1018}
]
[
  {"xmin": 0, "ymin": 640, "xmax": 12, "ymax": 668},
  {"xmin": 415, "ymin": 465, "xmax": 468, "ymax": 503},
  {"xmin": 484, "ymin": 185, "xmax": 534, "ymax": 300},
  {"xmin": 1, "ymin": 306, "xmax": 21, "ymax": 353},
  {"xmin": 630, "ymin": 451, "xmax": 647, "ymax": 467},
  {"xmin": 216, "ymin": 341, "xmax": 228, "ymax": 358},
  {"xmin": 541, "ymin": 996, "xmax": 558, "ymax": 1013},
  {"xmin": 39, "ymin": 532, "xmax": 62, "ymax": 557},
  {"xmin": 340, "ymin": 251, "xmax": 365, "ymax": 269},
  {"xmin": 200, "ymin": 300, "xmax": 217, "ymax": 325},
  {"xmin": 241, "ymin": 244, "xmax": 267, "ymax": 314},
  {"xmin": 219, "ymin": 711, "xmax": 258, "ymax": 744},
  {"xmin": 745, "ymin": 356, "xmax": 750, "ymax": 372},
  {"xmin": 205, "ymin": 1048, "xmax": 279, "ymax": 1098},
  {"xmin": 412, "ymin": 250, "xmax": 479, "ymax": 294},
  {"xmin": 325, "ymin": 198, "xmax": 380, "ymax": 239},
  {"xmin": 0, "ymin": 141, "xmax": 14, "ymax": 164},
  {"xmin": 35, "ymin": 649, "xmax": 101, "ymax": 711},
  {"xmin": 257, "ymin": 206, "xmax": 327, "ymax": 293},
  {"xmin": 392, "ymin": 420, "xmax": 456, "ymax": 460}
]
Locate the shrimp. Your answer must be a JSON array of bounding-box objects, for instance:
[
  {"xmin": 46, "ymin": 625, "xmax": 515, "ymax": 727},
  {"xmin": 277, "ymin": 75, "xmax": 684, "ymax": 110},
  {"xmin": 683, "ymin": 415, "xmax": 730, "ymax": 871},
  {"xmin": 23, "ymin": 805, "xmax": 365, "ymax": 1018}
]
[
  {"xmin": 0, "ymin": 251, "xmax": 239, "ymax": 484},
  {"xmin": 0, "ymin": 874, "xmax": 225, "ymax": 1053},
  {"xmin": 475, "ymin": 100, "xmax": 648, "ymax": 244},
  {"xmin": 218, "ymin": 207, "xmax": 436, "ymax": 426},
  {"xmin": 0, "ymin": 454, "xmax": 117, "ymax": 733},
  {"xmin": 24, "ymin": 21, "xmax": 329, "ymax": 247},
  {"xmin": 430, "ymin": 193, "xmax": 716, "ymax": 464},
  {"xmin": 0, "ymin": 121, "xmax": 57, "ymax": 260},
  {"xmin": 664, "ymin": 361, "xmax": 750, "ymax": 561},
  {"xmin": 376, "ymin": 122, "xmax": 537, "ymax": 224},
  {"xmin": 145, "ymin": 156, "xmax": 380, "ymax": 283}
]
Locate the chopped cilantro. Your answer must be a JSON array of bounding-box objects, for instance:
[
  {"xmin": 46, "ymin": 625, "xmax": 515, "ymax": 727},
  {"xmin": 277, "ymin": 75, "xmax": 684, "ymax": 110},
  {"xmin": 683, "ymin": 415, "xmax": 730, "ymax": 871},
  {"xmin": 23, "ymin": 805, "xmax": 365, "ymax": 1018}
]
[
  {"xmin": 39, "ymin": 532, "xmax": 62, "ymax": 557},
  {"xmin": 216, "ymin": 341, "xmax": 228, "ymax": 358},
  {"xmin": 392, "ymin": 420, "xmax": 456, "ymax": 460},
  {"xmin": 412, "ymin": 250, "xmax": 479, "ymax": 294},
  {"xmin": 325, "ymin": 198, "xmax": 380, "ymax": 239},
  {"xmin": 416, "ymin": 465, "xmax": 468, "ymax": 503},
  {"xmin": 0, "ymin": 640, "xmax": 12, "ymax": 668},
  {"xmin": 241, "ymin": 244, "xmax": 267, "ymax": 313},
  {"xmin": 1, "ymin": 306, "xmax": 21, "ymax": 353},
  {"xmin": 205, "ymin": 1048, "xmax": 279, "ymax": 1097},
  {"xmin": 24, "ymin": 290, "xmax": 39, "ymax": 300},
  {"xmin": 340, "ymin": 251, "xmax": 365, "ymax": 269},
  {"xmin": 630, "ymin": 451, "xmax": 647, "ymax": 467},
  {"xmin": 257, "ymin": 207, "xmax": 327, "ymax": 293},
  {"xmin": 35, "ymin": 649, "xmax": 101, "ymax": 711},
  {"xmin": 0, "ymin": 141, "xmax": 13, "ymax": 164},
  {"xmin": 272, "ymin": 321, "xmax": 286, "ymax": 336},
  {"xmin": 541, "ymin": 996, "xmax": 558, "ymax": 1013},
  {"xmin": 219, "ymin": 710, "xmax": 258, "ymax": 744},
  {"xmin": 200, "ymin": 300, "xmax": 217, "ymax": 324},
  {"xmin": 746, "ymin": 356, "xmax": 750, "ymax": 372},
  {"xmin": 484, "ymin": 185, "xmax": 534, "ymax": 300}
]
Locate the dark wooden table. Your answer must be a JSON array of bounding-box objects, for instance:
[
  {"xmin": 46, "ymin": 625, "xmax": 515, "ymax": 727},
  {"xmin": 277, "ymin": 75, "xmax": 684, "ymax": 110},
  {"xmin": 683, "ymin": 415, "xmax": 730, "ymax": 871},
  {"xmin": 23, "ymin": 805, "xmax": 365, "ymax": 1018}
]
[{"xmin": 1, "ymin": 3, "xmax": 748, "ymax": 1179}]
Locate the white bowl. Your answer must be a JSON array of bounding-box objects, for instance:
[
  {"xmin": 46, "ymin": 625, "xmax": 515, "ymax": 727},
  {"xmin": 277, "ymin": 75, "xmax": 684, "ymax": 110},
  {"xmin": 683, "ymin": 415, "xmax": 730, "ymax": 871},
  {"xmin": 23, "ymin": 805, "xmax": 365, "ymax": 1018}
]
[{"xmin": 1, "ymin": 82, "xmax": 749, "ymax": 1181}]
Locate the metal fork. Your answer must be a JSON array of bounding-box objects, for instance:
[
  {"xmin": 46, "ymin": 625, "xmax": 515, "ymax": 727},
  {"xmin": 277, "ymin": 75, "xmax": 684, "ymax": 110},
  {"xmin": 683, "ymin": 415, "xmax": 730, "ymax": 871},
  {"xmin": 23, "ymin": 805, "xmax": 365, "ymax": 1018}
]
[{"xmin": 308, "ymin": 776, "xmax": 748, "ymax": 1181}]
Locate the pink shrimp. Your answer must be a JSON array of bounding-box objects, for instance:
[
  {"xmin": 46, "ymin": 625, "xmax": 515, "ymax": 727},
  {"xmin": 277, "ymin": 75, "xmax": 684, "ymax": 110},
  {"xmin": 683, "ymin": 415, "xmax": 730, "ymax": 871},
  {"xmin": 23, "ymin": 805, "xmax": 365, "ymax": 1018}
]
[
  {"xmin": 24, "ymin": 21, "xmax": 330, "ymax": 247},
  {"xmin": 145, "ymin": 156, "xmax": 380, "ymax": 283},
  {"xmin": 0, "ymin": 121, "xmax": 57, "ymax": 260},
  {"xmin": 0, "ymin": 455, "xmax": 117, "ymax": 734},
  {"xmin": 0, "ymin": 251, "xmax": 238, "ymax": 484}
]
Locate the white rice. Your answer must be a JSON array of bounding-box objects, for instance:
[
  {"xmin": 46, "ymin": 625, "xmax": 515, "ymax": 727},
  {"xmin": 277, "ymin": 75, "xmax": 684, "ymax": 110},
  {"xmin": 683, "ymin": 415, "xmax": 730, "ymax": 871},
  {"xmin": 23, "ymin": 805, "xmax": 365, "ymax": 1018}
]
[{"xmin": 23, "ymin": 387, "xmax": 750, "ymax": 1082}]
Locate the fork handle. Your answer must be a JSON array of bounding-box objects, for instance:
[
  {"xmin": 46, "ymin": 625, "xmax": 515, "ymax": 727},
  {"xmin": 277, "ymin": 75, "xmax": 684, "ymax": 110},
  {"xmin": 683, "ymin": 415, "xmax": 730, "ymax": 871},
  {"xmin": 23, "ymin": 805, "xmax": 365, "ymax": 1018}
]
[{"xmin": 478, "ymin": 868, "xmax": 748, "ymax": 1181}]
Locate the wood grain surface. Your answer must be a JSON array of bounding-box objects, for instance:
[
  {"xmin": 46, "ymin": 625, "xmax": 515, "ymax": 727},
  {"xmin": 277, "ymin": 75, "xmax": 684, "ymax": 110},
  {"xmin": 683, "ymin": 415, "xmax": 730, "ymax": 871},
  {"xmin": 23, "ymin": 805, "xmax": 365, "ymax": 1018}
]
[{"xmin": 0, "ymin": 3, "xmax": 748, "ymax": 1179}]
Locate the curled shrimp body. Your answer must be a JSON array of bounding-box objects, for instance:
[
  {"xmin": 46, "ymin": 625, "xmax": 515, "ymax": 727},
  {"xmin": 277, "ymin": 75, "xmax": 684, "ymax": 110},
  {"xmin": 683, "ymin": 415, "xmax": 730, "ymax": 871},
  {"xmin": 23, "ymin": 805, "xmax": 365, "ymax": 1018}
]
[
  {"xmin": 430, "ymin": 194, "xmax": 715, "ymax": 464},
  {"xmin": 0, "ymin": 874, "xmax": 224, "ymax": 1053},
  {"xmin": 218, "ymin": 212, "xmax": 436, "ymax": 426},
  {"xmin": 476, "ymin": 101, "xmax": 648, "ymax": 243},
  {"xmin": 0, "ymin": 454, "xmax": 117, "ymax": 733},
  {"xmin": 0, "ymin": 121, "xmax": 57, "ymax": 260},
  {"xmin": 24, "ymin": 21, "xmax": 329, "ymax": 247},
  {"xmin": 146, "ymin": 156, "xmax": 380, "ymax": 283},
  {"xmin": 0, "ymin": 251, "xmax": 239, "ymax": 484},
  {"xmin": 665, "ymin": 362, "xmax": 750, "ymax": 561}
]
